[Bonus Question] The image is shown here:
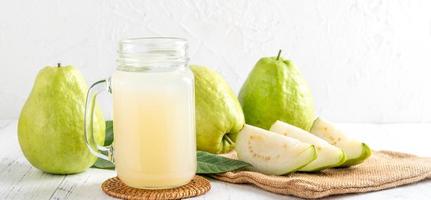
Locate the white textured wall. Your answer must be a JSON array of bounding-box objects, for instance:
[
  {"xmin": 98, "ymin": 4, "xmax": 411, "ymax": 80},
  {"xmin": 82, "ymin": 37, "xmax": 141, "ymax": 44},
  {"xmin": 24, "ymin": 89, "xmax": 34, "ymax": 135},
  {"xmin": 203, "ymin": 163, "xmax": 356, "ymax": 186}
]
[{"xmin": 1, "ymin": 0, "xmax": 431, "ymax": 122}]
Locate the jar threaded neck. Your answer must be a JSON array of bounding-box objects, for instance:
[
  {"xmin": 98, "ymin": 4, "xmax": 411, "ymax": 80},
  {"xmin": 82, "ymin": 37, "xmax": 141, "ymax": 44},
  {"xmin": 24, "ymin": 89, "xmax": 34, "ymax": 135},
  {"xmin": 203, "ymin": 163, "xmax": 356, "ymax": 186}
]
[{"xmin": 117, "ymin": 37, "xmax": 189, "ymax": 72}]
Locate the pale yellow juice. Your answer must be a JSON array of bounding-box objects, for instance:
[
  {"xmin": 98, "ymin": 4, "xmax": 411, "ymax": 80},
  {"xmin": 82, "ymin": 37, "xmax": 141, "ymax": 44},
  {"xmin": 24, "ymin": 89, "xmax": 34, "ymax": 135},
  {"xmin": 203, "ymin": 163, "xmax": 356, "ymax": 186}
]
[{"xmin": 111, "ymin": 69, "xmax": 196, "ymax": 189}]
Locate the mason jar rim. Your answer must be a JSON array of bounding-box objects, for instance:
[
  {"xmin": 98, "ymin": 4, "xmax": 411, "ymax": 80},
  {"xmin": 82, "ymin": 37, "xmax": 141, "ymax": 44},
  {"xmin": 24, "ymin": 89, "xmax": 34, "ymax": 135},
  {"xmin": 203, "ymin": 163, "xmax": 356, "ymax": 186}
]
[
  {"xmin": 117, "ymin": 37, "xmax": 189, "ymax": 72},
  {"xmin": 119, "ymin": 37, "xmax": 187, "ymax": 44}
]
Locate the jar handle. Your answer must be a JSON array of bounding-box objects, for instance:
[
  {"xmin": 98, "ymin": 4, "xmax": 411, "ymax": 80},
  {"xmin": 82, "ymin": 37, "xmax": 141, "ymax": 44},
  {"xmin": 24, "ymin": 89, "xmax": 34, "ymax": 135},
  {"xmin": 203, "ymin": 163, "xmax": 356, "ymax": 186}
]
[{"xmin": 84, "ymin": 78, "xmax": 114, "ymax": 163}]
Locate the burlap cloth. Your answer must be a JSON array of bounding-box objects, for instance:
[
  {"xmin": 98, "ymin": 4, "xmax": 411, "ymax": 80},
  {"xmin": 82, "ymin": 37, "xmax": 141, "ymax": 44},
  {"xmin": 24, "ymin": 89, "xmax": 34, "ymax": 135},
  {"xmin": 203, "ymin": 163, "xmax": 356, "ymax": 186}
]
[{"xmin": 213, "ymin": 151, "xmax": 431, "ymax": 199}]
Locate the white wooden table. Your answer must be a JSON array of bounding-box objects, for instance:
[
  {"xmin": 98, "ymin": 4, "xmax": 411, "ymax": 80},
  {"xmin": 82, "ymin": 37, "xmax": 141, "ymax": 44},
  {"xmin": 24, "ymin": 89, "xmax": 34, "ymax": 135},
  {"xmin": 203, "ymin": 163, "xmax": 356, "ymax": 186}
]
[{"xmin": 1, "ymin": 120, "xmax": 430, "ymax": 200}]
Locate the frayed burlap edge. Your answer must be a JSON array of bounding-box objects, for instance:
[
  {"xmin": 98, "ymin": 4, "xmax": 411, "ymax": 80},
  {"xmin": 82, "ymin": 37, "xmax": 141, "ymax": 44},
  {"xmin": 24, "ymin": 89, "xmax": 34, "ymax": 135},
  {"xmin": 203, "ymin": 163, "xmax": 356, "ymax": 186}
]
[{"xmin": 213, "ymin": 151, "xmax": 431, "ymax": 199}]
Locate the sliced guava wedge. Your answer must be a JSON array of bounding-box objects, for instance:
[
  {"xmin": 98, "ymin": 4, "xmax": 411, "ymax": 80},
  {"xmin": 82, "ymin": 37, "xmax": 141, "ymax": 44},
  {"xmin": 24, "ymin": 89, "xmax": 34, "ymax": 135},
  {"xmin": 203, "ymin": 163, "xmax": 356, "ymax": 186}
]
[
  {"xmin": 235, "ymin": 124, "xmax": 317, "ymax": 175},
  {"xmin": 310, "ymin": 117, "xmax": 372, "ymax": 167},
  {"xmin": 270, "ymin": 120, "xmax": 346, "ymax": 171}
]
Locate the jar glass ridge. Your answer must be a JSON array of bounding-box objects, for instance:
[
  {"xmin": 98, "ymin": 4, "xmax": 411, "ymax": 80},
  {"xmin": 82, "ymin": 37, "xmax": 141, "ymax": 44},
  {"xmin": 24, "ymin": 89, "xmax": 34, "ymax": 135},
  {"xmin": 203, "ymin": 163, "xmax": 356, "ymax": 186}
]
[{"xmin": 116, "ymin": 37, "xmax": 189, "ymax": 72}]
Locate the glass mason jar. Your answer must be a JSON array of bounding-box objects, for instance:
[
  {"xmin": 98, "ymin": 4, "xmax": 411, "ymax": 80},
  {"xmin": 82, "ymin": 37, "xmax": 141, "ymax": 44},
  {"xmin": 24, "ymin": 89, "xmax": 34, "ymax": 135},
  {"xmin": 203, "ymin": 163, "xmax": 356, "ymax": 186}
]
[{"xmin": 84, "ymin": 37, "xmax": 196, "ymax": 189}]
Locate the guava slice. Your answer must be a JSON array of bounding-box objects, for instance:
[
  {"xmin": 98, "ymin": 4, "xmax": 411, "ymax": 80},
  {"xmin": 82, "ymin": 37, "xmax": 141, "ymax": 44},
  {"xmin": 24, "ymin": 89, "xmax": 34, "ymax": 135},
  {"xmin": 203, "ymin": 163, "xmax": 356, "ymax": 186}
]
[
  {"xmin": 270, "ymin": 120, "xmax": 346, "ymax": 171},
  {"xmin": 310, "ymin": 118, "xmax": 372, "ymax": 167},
  {"xmin": 235, "ymin": 125, "xmax": 317, "ymax": 175}
]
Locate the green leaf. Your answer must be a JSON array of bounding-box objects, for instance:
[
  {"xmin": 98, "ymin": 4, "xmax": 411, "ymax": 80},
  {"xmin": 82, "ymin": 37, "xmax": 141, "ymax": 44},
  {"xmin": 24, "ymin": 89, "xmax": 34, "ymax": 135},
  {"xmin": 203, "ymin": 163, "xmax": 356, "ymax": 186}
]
[
  {"xmin": 93, "ymin": 158, "xmax": 114, "ymax": 169},
  {"xmin": 91, "ymin": 120, "xmax": 114, "ymax": 169},
  {"xmin": 104, "ymin": 120, "xmax": 113, "ymax": 146},
  {"xmin": 197, "ymin": 151, "xmax": 251, "ymax": 174},
  {"xmin": 92, "ymin": 121, "xmax": 251, "ymax": 174}
]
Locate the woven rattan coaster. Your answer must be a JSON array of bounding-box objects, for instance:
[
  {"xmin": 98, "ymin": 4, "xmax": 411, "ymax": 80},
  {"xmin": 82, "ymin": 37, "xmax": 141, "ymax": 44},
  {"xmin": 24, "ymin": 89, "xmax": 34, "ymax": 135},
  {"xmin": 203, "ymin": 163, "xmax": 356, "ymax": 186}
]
[{"xmin": 101, "ymin": 176, "xmax": 211, "ymax": 200}]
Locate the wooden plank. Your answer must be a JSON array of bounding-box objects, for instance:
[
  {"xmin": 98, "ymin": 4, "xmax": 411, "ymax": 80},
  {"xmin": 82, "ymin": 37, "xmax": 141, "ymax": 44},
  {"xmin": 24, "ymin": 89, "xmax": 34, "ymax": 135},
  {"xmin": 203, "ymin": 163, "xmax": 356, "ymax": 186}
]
[{"xmin": 49, "ymin": 169, "xmax": 115, "ymax": 200}]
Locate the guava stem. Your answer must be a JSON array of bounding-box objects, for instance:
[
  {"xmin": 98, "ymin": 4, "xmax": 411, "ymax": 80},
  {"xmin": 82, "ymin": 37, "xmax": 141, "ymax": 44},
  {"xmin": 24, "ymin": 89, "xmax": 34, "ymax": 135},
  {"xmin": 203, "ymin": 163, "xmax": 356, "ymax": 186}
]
[
  {"xmin": 57, "ymin": 63, "xmax": 61, "ymax": 68},
  {"xmin": 224, "ymin": 135, "xmax": 234, "ymax": 145},
  {"xmin": 276, "ymin": 49, "xmax": 282, "ymax": 60}
]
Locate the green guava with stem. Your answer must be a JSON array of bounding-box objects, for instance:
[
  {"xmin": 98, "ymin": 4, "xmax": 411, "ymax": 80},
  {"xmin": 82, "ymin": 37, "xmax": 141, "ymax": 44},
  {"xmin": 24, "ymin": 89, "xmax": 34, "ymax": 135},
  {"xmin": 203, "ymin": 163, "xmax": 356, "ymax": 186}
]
[
  {"xmin": 239, "ymin": 50, "xmax": 316, "ymax": 131},
  {"xmin": 18, "ymin": 64, "xmax": 105, "ymax": 174}
]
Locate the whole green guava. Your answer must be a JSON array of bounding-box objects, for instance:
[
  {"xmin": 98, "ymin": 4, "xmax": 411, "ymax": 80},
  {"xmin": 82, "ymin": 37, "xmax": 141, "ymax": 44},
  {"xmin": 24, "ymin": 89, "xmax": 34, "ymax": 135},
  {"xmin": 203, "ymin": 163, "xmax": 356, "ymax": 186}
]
[
  {"xmin": 238, "ymin": 52, "xmax": 316, "ymax": 131},
  {"xmin": 191, "ymin": 65, "xmax": 245, "ymax": 154},
  {"xmin": 18, "ymin": 65, "xmax": 105, "ymax": 174}
]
